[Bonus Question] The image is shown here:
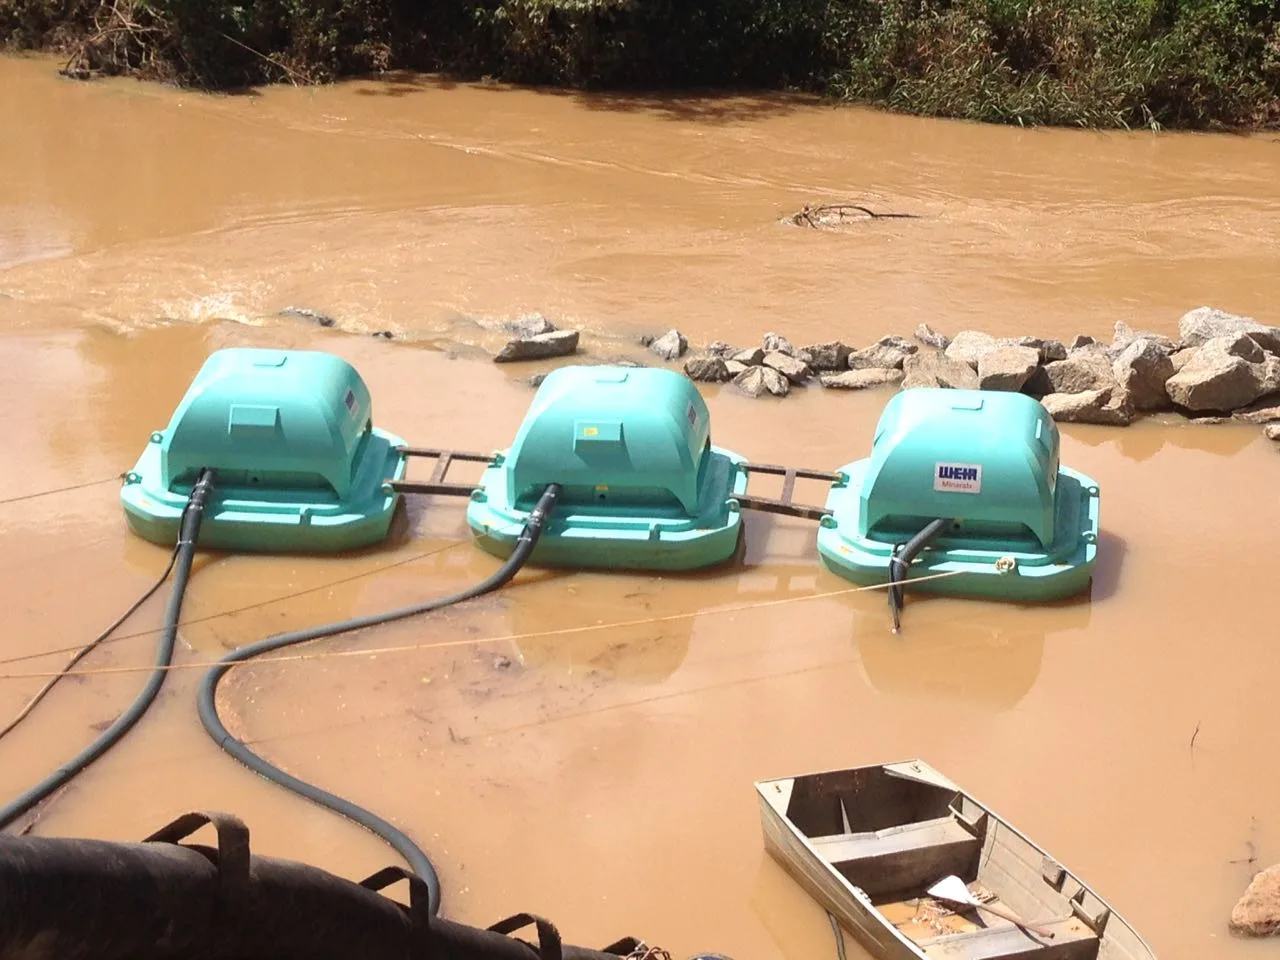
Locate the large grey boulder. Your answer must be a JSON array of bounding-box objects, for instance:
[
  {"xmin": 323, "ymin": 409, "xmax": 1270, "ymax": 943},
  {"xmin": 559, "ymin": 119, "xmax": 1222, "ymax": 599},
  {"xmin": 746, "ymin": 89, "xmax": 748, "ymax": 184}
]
[
  {"xmin": 733, "ymin": 365, "xmax": 790, "ymax": 398},
  {"xmin": 1263, "ymin": 356, "xmax": 1280, "ymax": 396},
  {"xmin": 732, "ymin": 347, "xmax": 765, "ymax": 366},
  {"xmin": 1234, "ymin": 403, "xmax": 1280, "ymax": 425},
  {"xmin": 1230, "ymin": 864, "xmax": 1280, "ymax": 938},
  {"xmin": 849, "ymin": 336, "xmax": 918, "ymax": 371},
  {"xmin": 944, "ymin": 330, "xmax": 999, "ymax": 369},
  {"xmin": 704, "ymin": 340, "xmax": 738, "ymax": 359},
  {"xmin": 820, "ymin": 368, "xmax": 904, "ymax": 390},
  {"xmin": 764, "ymin": 351, "xmax": 812, "ymax": 384},
  {"xmin": 1040, "ymin": 387, "xmax": 1134, "ymax": 426},
  {"xmin": 1165, "ymin": 337, "xmax": 1274, "ymax": 411},
  {"xmin": 494, "ymin": 329, "xmax": 580, "ymax": 362},
  {"xmin": 1112, "ymin": 337, "xmax": 1175, "ymax": 411},
  {"xmin": 1178, "ymin": 306, "xmax": 1280, "ymax": 352},
  {"xmin": 1250, "ymin": 328, "xmax": 1280, "ymax": 355},
  {"xmin": 978, "ymin": 345, "xmax": 1040, "ymax": 392},
  {"xmin": 1110, "ymin": 320, "xmax": 1177, "ymax": 357},
  {"xmin": 683, "ymin": 354, "xmax": 732, "ymax": 383},
  {"xmin": 762, "ymin": 332, "xmax": 796, "ymax": 356},
  {"xmin": 1044, "ymin": 352, "xmax": 1115, "ymax": 394},
  {"xmin": 503, "ymin": 313, "xmax": 557, "ymax": 338},
  {"xmin": 1218, "ymin": 332, "xmax": 1267, "ymax": 362},
  {"xmin": 1021, "ymin": 366, "xmax": 1054, "ymax": 398},
  {"xmin": 901, "ymin": 351, "xmax": 980, "ymax": 390},
  {"xmin": 914, "ymin": 323, "xmax": 951, "ymax": 349},
  {"xmin": 1009, "ymin": 336, "xmax": 1068, "ymax": 363},
  {"xmin": 799, "ymin": 341, "xmax": 853, "ymax": 371},
  {"xmin": 1170, "ymin": 347, "xmax": 1198, "ymax": 373},
  {"xmin": 649, "ymin": 328, "xmax": 688, "ymax": 361}
]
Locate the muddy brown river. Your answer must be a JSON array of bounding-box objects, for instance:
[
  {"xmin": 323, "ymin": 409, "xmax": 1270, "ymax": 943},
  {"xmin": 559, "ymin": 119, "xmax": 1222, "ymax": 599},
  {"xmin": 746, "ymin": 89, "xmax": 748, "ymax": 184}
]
[{"xmin": 2, "ymin": 53, "xmax": 1279, "ymax": 959}]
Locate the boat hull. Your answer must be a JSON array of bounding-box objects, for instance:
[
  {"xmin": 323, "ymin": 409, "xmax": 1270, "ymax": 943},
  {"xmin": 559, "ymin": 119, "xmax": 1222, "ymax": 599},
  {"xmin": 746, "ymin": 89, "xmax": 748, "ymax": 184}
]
[{"xmin": 755, "ymin": 760, "xmax": 1157, "ymax": 960}]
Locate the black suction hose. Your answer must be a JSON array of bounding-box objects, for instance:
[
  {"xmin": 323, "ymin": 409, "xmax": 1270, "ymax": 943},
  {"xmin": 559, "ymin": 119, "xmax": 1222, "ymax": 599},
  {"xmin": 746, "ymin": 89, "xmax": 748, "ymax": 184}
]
[
  {"xmin": 0, "ymin": 468, "xmax": 217, "ymax": 831},
  {"xmin": 196, "ymin": 483, "xmax": 563, "ymax": 918},
  {"xmin": 887, "ymin": 517, "xmax": 952, "ymax": 634}
]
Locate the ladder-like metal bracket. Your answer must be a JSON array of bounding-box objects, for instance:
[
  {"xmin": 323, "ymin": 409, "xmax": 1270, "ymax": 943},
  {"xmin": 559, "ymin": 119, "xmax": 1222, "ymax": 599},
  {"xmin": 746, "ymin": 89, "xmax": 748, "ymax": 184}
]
[
  {"xmin": 734, "ymin": 462, "xmax": 841, "ymax": 522},
  {"xmin": 391, "ymin": 447, "xmax": 495, "ymax": 498}
]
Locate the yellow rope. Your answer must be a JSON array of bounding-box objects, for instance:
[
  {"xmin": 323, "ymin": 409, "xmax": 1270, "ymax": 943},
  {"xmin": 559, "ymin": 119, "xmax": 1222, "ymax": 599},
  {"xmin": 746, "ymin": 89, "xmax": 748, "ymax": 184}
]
[
  {"xmin": 0, "ymin": 540, "xmax": 473, "ymax": 668},
  {"xmin": 0, "ymin": 569, "xmax": 965, "ymax": 682},
  {"xmin": 0, "ymin": 475, "xmax": 122, "ymax": 506}
]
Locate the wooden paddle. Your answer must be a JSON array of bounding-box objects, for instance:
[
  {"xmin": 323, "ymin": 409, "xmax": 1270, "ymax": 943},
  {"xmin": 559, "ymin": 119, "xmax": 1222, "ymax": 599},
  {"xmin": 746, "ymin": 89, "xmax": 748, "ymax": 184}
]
[{"xmin": 927, "ymin": 875, "xmax": 1057, "ymax": 939}]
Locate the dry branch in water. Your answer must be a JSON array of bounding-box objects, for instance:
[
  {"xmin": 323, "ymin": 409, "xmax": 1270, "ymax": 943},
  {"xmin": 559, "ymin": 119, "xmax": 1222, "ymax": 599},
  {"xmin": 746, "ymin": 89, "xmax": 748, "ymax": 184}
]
[
  {"xmin": 787, "ymin": 203, "xmax": 922, "ymax": 228},
  {"xmin": 1229, "ymin": 816, "xmax": 1259, "ymax": 866}
]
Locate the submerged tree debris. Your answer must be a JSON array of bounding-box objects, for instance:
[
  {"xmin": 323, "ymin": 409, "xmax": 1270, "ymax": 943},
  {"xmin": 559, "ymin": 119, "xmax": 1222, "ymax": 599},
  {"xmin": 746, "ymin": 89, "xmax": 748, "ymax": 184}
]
[{"xmin": 786, "ymin": 204, "xmax": 922, "ymax": 228}]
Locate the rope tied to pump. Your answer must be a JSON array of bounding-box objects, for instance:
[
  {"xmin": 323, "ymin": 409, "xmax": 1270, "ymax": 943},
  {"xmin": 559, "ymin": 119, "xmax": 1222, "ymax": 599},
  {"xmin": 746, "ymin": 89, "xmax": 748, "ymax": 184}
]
[{"xmin": 0, "ymin": 567, "xmax": 974, "ymax": 683}]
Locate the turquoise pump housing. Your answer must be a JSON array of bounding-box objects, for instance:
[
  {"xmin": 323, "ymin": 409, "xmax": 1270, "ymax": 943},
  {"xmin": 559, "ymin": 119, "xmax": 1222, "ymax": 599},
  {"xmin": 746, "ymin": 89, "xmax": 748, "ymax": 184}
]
[
  {"xmin": 817, "ymin": 388, "xmax": 1100, "ymax": 601},
  {"xmin": 467, "ymin": 365, "xmax": 748, "ymax": 571},
  {"xmin": 121, "ymin": 348, "xmax": 407, "ymax": 553}
]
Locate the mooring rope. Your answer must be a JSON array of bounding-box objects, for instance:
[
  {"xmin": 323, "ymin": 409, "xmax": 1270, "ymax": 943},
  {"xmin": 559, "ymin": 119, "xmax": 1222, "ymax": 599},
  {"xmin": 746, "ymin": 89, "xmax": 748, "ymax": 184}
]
[
  {"xmin": 0, "ymin": 542, "xmax": 182, "ymax": 742},
  {"xmin": 0, "ymin": 568, "xmax": 967, "ymax": 682},
  {"xmin": 0, "ymin": 475, "xmax": 123, "ymax": 506},
  {"xmin": 0, "ymin": 540, "xmax": 474, "ymax": 669}
]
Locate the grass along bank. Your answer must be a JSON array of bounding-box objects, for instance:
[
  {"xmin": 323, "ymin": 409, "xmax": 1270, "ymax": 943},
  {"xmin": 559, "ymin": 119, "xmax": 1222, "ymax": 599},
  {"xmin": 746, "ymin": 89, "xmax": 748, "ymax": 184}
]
[{"xmin": 3, "ymin": 1, "xmax": 1279, "ymax": 129}]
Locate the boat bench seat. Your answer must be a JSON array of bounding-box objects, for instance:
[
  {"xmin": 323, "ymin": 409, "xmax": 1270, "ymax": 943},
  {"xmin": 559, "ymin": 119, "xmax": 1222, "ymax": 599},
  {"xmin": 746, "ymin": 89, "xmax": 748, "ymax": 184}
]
[
  {"xmin": 919, "ymin": 914, "xmax": 1100, "ymax": 960},
  {"xmin": 810, "ymin": 816, "xmax": 982, "ymax": 898}
]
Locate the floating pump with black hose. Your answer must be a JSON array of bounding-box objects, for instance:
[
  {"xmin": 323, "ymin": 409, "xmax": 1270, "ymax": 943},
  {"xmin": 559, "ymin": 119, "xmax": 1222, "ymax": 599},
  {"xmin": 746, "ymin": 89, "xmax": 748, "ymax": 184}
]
[
  {"xmin": 817, "ymin": 388, "xmax": 1101, "ymax": 603},
  {"xmin": 120, "ymin": 348, "xmax": 408, "ymax": 553},
  {"xmin": 466, "ymin": 366, "xmax": 749, "ymax": 571}
]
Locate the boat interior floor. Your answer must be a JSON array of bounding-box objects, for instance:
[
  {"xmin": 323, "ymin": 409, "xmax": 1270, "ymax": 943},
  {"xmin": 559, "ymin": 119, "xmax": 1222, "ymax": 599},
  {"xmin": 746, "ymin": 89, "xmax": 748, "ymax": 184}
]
[
  {"xmin": 875, "ymin": 886, "xmax": 1099, "ymax": 960},
  {"xmin": 812, "ymin": 814, "xmax": 1102, "ymax": 960}
]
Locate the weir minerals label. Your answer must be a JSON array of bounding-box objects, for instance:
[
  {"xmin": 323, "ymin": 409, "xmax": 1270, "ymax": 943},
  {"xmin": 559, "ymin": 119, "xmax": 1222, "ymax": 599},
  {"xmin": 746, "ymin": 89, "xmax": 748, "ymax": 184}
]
[{"xmin": 934, "ymin": 462, "xmax": 983, "ymax": 494}]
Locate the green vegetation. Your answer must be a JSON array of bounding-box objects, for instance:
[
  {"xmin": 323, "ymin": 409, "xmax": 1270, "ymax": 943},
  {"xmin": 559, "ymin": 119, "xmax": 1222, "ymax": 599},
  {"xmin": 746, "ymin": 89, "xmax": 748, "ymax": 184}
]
[{"xmin": 3, "ymin": 0, "xmax": 1279, "ymax": 129}]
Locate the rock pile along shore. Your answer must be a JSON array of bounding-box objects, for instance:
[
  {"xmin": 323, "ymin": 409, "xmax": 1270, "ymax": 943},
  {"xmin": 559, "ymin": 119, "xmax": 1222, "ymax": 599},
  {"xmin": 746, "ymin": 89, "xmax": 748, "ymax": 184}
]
[{"xmin": 491, "ymin": 306, "xmax": 1280, "ymax": 446}]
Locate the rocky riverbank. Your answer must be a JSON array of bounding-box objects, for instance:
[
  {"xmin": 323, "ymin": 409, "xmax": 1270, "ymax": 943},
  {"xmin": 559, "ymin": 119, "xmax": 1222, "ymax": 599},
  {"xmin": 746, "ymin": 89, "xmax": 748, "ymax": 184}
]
[{"xmin": 490, "ymin": 306, "xmax": 1280, "ymax": 447}]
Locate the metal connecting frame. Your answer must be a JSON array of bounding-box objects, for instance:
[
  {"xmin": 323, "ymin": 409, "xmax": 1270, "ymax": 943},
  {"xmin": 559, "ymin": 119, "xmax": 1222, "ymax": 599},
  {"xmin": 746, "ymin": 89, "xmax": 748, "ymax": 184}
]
[
  {"xmin": 390, "ymin": 447, "xmax": 495, "ymax": 498},
  {"xmin": 735, "ymin": 462, "xmax": 840, "ymax": 522},
  {"xmin": 389, "ymin": 448, "xmax": 839, "ymax": 522}
]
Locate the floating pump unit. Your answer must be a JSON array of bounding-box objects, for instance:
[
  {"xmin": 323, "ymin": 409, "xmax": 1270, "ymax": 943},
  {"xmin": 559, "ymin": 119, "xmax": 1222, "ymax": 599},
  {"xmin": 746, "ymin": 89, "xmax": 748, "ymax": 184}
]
[
  {"xmin": 466, "ymin": 366, "xmax": 748, "ymax": 571},
  {"xmin": 817, "ymin": 388, "xmax": 1100, "ymax": 602},
  {"xmin": 120, "ymin": 348, "xmax": 408, "ymax": 553}
]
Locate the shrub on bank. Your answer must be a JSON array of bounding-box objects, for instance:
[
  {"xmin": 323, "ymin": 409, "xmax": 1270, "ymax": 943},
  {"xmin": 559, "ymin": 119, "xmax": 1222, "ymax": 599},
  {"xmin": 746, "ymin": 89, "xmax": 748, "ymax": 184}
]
[
  {"xmin": 2, "ymin": 0, "xmax": 1278, "ymax": 129},
  {"xmin": 834, "ymin": 0, "xmax": 1280, "ymax": 128}
]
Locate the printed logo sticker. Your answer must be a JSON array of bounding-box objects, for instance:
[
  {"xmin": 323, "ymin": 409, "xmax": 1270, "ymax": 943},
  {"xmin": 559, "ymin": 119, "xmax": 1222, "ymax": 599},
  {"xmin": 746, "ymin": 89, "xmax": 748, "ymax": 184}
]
[
  {"xmin": 686, "ymin": 401, "xmax": 698, "ymax": 428},
  {"xmin": 934, "ymin": 462, "xmax": 982, "ymax": 494}
]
